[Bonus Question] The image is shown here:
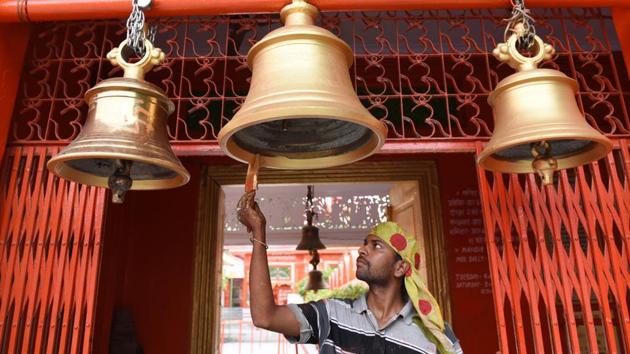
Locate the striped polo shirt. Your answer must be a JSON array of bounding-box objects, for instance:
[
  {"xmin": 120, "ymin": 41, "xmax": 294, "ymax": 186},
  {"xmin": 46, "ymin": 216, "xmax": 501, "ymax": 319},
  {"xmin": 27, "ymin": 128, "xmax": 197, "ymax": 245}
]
[{"xmin": 285, "ymin": 295, "xmax": 463, "ymax": 354}]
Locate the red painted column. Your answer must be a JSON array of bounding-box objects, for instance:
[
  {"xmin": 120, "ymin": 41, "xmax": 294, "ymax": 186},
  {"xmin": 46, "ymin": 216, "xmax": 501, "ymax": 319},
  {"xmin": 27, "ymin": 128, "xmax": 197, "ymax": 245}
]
[{"xmin": 0, "ymin": 24, "xmax": 29, "ymax": 161}]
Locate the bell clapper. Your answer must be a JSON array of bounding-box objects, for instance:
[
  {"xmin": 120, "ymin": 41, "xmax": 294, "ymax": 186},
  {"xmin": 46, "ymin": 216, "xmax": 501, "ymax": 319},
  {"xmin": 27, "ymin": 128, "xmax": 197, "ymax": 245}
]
[
  {"xmin": 108, "ymin": 159, "xmax": 134, "ymax": 203},
  {"xmin": 531, "ymin": 141, "xmax": 558, "ymax": 186}
]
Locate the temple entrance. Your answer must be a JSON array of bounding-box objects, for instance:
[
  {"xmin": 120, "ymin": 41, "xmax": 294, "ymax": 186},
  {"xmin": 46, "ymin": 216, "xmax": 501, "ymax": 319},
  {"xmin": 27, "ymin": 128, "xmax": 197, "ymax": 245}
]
[
  {"xmin": 190, "ymin": 156, "xmax": 496, "ymax": 353},
  {"xmin": 219, "ymin": 181, "xmax": 425, "ymax": 353}
]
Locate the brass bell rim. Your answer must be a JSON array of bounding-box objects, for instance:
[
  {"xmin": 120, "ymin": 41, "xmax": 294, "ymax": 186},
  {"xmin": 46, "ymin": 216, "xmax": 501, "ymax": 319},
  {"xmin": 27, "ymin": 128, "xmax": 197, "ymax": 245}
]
[
  {"xmin": 86, "ymin": 78, "xmax": 175, "ymax": 114},
  {"xmin": 218, "ymin": 109, "xmax": 387, "ymax": 169},
  {"xmin": 47, "ymin": 152, "xmax": 191, "ymax": 190},
  {"xmin": 222, "ymin": 134, "xmax": 385, "ymax": 170},
  {"xmin": 488, "ymin": 69, "xmax": 578, "ymax": 106},
  {"xmin": 477, "ymin": 136, "xmax": 612, "ymax": 173},
  {"xmin": 246, "ymin": 26, "xmax": 354, "ymax": 69}
]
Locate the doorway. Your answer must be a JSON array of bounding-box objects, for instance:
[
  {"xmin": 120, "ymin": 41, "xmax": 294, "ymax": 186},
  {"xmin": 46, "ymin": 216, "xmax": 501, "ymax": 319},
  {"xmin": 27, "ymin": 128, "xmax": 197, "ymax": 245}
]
[{"xmin": 190, "ymin": 160, "xmax": 451, "ymax": 354}]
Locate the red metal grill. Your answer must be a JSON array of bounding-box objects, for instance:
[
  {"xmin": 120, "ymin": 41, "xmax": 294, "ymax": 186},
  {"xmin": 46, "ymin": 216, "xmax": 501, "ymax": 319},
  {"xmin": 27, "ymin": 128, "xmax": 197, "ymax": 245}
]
[
  {"xmin": 9, "ymin": 8, "xmax": 630, "ymax": 151},
  {"xmin": 476, "ymin": 140, "xmax": 630, "ymax": 353},
  {"xmin": 0, "ymin": 146, "xmax": 106, "ymax": 354}
]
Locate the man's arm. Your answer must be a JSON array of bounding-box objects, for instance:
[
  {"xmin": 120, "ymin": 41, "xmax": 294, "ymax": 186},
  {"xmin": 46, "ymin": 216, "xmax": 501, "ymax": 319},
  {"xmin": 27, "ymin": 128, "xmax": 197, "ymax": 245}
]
[{"xmin": 238, "ymin": 191, "xmax": 301, "ymax": 337}]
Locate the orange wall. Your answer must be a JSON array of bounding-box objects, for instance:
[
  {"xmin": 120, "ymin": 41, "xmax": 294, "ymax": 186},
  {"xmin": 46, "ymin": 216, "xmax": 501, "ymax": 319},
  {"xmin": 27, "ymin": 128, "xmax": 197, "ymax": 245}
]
[{"xmin": 94, "ymin": 160, "xmax": 202, "ymax": 354}]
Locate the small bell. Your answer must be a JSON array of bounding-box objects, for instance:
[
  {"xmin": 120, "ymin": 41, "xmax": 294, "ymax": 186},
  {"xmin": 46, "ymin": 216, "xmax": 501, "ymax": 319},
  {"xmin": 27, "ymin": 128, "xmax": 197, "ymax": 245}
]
[
  {"xmin": 305, "ymin": 250, "xmax": 328, "ymax": 292},
  {"xmin": 477, "ymin": 24, "xmax": 612, "ymax": 184},
  {"xmin": 296, "ymin": 224, "xmax": 326, "ymax": 251},
  {"xmin": 305, "ymin": 270, "xmax": 328, "ymax": 292},
  {"xmin": 218, "ymin": 0, "xmax": 387, "ymax": 170},
  {"xmin": 47, "ymin": 39, "xmax": 190, "ymax": 203},
  {"xmin": 296, "ymin": 185, "xmax": 326, "ymax": 251}
]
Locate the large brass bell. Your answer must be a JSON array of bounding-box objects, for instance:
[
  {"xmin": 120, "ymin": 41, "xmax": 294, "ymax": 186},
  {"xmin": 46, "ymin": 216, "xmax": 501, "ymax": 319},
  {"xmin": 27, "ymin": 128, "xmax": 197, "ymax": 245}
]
[
  {"xmin": 218, "ymin": 0, "xmax": 387, "ymax": 169},
  {"xmin": 47, "ymin": 39, "xmax": 190, "ymax": 203},
  {"xmin": 477, "ymin": 24, "xmax": 612, "ymax": 184}
]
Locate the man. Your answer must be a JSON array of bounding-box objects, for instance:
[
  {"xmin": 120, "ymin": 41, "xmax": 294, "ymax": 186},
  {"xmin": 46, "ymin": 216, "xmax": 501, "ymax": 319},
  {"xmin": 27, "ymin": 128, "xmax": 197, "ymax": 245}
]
[{"xmin": 237, "ymin": 191, "xmax": 463, "ymax": 354}]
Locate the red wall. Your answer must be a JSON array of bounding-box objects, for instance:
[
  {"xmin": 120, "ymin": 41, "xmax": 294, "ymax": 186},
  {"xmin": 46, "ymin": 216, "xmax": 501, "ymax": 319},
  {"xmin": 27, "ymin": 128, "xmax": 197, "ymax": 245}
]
[
  {"xmin": 94, "ymin": 160, "xmax": 202, "ymax": 354},
  {"xmin": 437, "ymin": 154, "xmax": 499, "ymax": 354}
]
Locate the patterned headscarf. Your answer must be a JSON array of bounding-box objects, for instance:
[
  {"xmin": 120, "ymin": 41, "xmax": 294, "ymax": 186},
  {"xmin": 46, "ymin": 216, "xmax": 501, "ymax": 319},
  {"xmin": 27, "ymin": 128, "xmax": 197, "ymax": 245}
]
[{"xmin": 369, "ymin": 222, "xmax": 455, "ymax": 354}]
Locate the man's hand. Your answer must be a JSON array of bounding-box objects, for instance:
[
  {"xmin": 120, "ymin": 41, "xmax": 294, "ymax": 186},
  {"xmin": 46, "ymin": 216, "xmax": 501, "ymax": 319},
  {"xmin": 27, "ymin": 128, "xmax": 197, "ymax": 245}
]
[{"xmin": 237, "ymin": 190, "xmax": 267, "ymax": 233}]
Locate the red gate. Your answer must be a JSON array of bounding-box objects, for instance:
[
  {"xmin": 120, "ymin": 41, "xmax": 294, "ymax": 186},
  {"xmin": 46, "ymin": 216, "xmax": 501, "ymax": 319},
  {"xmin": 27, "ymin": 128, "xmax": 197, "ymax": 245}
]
[
  {"xmin": 0, "ymin": 146, "xmax": 106, "ymax": 354},
  {"xmin": 477, "ymin": 140, "xmax": 630, "ymax": 353}
]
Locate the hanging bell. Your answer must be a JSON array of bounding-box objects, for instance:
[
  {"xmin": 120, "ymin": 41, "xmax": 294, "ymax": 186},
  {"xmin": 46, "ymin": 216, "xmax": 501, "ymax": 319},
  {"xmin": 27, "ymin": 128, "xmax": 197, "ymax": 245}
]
[
  {"xmin": 477, "ymin": 24, "xmax": 612, "ymax": 183},
  {"xmin": 305, "ymin": 270, "xmax": 328, "ymax": 292},
  {"xmin": 217, "ymin": 0, "xmax": 387, "ymax": 170},
  {"xmin": 304, "ymin": 249, "xmax": 327, "ymax": 291},
  {"xmin": 296, "ymin": 224, "xmax": 326, "ymax": 251},
  {"xmin": 47, "ymin": 39, "xmax": 190, "ymax": 203}
]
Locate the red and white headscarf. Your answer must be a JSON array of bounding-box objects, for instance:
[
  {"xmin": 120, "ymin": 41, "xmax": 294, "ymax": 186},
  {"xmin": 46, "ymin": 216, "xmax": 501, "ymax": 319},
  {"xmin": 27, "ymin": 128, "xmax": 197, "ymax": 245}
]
[{"xmin": 369, "ymin": 222, "xmax": 455, "ymax": 354}]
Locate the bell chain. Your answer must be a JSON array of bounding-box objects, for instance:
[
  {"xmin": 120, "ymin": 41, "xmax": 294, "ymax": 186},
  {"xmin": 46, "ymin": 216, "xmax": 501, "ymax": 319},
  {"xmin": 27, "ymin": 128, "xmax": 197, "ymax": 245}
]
[{"xmin": 126, "ymin": 0, "xmax": 157, "ymax": 57}]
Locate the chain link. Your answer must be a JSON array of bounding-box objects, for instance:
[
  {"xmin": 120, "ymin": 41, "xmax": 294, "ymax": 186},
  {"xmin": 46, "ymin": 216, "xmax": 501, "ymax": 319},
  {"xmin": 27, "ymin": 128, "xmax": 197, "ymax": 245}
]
[
  {"xmin": 504, "ymin": 0, "xmax": 536, "ymax": 50},
  {"xmin": 125, "ymin": 0, "xmax": 156, "ymax": 56}
]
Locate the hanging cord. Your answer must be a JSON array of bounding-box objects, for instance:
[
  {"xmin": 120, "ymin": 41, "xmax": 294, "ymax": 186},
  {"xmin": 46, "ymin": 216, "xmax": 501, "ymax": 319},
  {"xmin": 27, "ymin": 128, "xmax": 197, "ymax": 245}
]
[
  {"xmin": 126, "ymin": 0, "xmax": 157, "ymax": 57},
  {"xmin": 305, "ymin": 185, "xmax": 317, "ymax": 226},
  {"xmin": 504, "ymin": 0, "xmax": 536, "ymax": 51}
]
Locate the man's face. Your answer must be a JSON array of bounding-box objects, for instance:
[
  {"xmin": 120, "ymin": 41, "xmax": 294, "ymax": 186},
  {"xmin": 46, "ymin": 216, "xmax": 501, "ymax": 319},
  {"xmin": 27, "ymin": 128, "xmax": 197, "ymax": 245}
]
[{"xmin": 355, "ymin": 234, "xmax": 399, "ymax": 286}]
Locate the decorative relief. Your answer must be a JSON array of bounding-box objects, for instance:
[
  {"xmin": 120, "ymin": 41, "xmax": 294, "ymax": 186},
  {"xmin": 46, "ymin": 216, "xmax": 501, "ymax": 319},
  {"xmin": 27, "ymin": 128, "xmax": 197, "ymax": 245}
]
[{"xmin": 10, "ymin": 8, "xmax": 630, "ymax": 145}]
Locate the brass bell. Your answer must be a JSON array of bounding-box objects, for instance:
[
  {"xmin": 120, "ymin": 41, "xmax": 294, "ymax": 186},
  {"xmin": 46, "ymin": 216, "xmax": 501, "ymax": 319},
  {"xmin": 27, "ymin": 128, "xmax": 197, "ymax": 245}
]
[
  {"xmin": 477, "ymin": 24, "xmax": 612, "ymax": 183},
  {"xmin": 305, "ymin": 269, "xmax": 328, "ymax": 292},
  {"xmin": 296, "ymin": 224, "xmax": 326, "ymax": 251},
  {"xmin": 296, "ymin": 185, "xmax": 326, "ymax": 250},
  {"xmin": 217, "ymin": 0, "xmax": 387, "ymax": 170},
  {"xmin": 305, "ymin": 250, "xmax": 327, "ymax": 292},
  {"xmin": 47, "ymin": 39, "xmax": 190, "ymax": 203}
]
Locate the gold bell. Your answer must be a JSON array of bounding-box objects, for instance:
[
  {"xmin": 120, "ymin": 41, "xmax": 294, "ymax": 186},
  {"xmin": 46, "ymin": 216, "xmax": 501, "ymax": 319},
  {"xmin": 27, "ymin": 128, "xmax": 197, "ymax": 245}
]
[
  {"xmin": 477, "ymin": 24, "xmax": 612, "ymax": 183},
  {"xmin": 217, "ymin": 0, "xmax": 387, "ymax": 170},
  {"xmin": 47, "ymin": 39, "xmax": 190, "ymax": 203}
]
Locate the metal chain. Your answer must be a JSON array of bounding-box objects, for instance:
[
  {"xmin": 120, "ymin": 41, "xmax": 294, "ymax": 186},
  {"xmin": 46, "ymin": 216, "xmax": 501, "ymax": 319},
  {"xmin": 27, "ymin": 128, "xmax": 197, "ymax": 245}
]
[
  {"xmin": 125, "ymin": 0, "xmax": 156, "ymax": 56},
  {"xmin": 504, "ymin": 0, "xmax": 536, "ymax": 50},
  {"xmin": 305, "ymin": 185, "xmax": 317, "ymax": 226}
]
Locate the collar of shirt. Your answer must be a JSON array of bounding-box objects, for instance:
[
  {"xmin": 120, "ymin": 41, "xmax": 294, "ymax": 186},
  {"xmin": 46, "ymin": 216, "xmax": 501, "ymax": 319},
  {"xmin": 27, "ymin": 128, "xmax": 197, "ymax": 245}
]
[{"xmin": 352, "ymin": 294, "xmax": 416, "ymax": 326}]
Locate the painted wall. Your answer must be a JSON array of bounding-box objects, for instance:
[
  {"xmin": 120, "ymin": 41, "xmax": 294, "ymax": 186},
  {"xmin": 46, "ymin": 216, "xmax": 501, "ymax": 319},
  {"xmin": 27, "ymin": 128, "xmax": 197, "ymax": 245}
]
[
  {"xmin": 94, "ymin": 160, "xmax": 202, "ymax": 354},
  {"xmin": 437, "ymin": 154, "xmax": 499, "ymax": 354}
]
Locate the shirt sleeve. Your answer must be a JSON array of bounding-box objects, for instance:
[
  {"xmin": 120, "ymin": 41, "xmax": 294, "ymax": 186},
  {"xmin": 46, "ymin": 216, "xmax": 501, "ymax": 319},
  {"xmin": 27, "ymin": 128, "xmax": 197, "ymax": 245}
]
[
  {"xmin": 284, "ymin": 300, "xmax": 328, "ymax": 344},
  {"xmin": 445, "ymin": 323, "xmax": 464, "ymax": 354}
]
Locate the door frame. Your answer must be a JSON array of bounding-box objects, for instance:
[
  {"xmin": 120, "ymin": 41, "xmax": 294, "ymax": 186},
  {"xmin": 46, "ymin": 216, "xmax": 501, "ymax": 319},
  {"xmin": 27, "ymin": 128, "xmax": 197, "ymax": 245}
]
[{"xmin": 190, "ymin": 159, "xmax": 451, "ymax": 354}]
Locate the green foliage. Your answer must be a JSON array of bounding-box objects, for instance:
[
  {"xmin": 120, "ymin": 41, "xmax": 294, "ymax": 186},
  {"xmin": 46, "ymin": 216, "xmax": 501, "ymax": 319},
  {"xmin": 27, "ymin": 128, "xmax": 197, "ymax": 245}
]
[{"xmin": 303, "ymin": 282, "xmax": 368, "ymax": 302}]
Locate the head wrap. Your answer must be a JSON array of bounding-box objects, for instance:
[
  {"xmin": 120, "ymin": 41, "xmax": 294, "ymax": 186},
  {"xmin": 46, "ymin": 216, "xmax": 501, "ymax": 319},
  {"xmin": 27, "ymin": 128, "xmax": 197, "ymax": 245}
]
[{"xmin": 369, "ymin": 222, "xmax": 455, "ymax": 354}]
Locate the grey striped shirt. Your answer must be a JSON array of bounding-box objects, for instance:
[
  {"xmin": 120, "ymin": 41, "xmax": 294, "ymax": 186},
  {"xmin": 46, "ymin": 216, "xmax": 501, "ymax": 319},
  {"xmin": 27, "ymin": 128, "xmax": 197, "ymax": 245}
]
[{"xmin": 285, "ymin": 295, "xmax": 463, "ymax": 354}]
